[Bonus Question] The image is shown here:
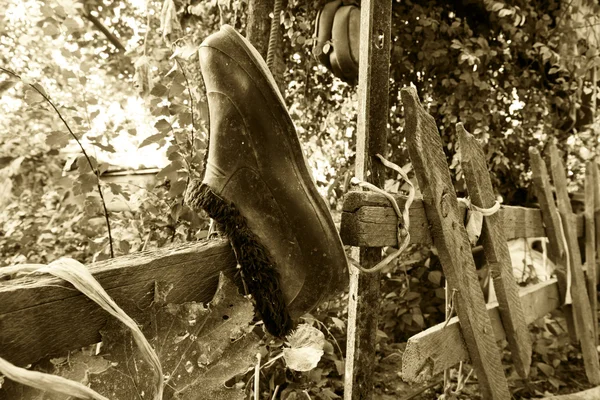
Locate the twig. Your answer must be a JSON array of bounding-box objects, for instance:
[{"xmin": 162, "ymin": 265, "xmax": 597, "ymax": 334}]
[
  {"xmin": 173, "ymin": 59, "xmax": 195, "ymax": 161},
  {"xmin": 172, "ymin": 58, "xmax": 196, "ymax": 241},
  {"xmin": 399, "ymin": 378, "xmax": 443, "ymax": 400},
  {"xmin": 82, "ymin": 8, "xmax": 125, "ymax": 52},
  {"xmin": 0, "ymin": 67, "xmax": 114, "ymax": 258},
  {"xmin": 271, "ymin": 385, "xmax": 280, "ymax": 400},
  {"xmin": 254, "ymin": 353, "xmax": 261, "ymax": 400}
]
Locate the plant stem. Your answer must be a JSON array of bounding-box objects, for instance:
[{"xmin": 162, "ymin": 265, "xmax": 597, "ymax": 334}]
[
  {"xmin": 0, "ymin": 67, "xmax": 114, "ymax": 258},
  {"xmin": 174, "ymin": 58, "xmax": 195, "ymax": 162}
]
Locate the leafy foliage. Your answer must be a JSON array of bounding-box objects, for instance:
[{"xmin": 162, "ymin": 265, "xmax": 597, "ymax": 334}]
[{"xmin": 1, "ymin": 0, "xmax": 600, "ymax": 399}]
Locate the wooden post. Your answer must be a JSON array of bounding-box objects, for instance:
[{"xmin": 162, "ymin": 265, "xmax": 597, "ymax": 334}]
[
  {"xmin": 401, "ymin": 87, "xmax": 510, "ymax": 400},
  {"xmin": 458, "ymin": 124, "xmax": 531, "ymax": 378},
  {"xmin": 246, "ymin": 0, "xmax": 284, "ymax": 91},
  {"xmin": 585, "ymin": 161, "xmax": 598, "ymax": 344},
  {"xmin": 246, "ymin": 0, "xmax": 274, "ymax": 59},
  {"xmin": 343, "ymin": 1, "xmax": 392, "ymax": 399},
  {"xmin": 529, "ymin": 148, "xmax": 577, "ymax": 341},
  {"xmin": 548, "ymin": 143, "xmax": 600, "ymax": 384},
  {"xmin": 594, "ymin": 160, "xmax": 600, "ymax": 286}
]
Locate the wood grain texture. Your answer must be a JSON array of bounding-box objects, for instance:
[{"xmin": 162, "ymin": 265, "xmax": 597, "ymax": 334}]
[
  {"xmin": 549, "ymin": 143, "xmax": 600, "ymax": 384},
  {"xmin": 540, "ymin": 385, "xmax": 600, "ymax": 399},
  {"xmin": 0, "ymin": 239, "xmax": 238, "ymax": 366},
  {"xmin": 529, "ymin": 147, "xmax": 577, "ymax": 342},
  {"xmin": 585, "ymin": 161, "xmax": 598, "ymax": 345},
  {"xmin": 457, "ymin": 124, "xmax": 531, "ymax": 378},
  {"xmin": 343, "ymin": 2, "xmax": 392, "ymax": 399},
  {"xmin": 594, "ymin": 161, "xmax": 600, "ymax": 285},
  {"xmin": 340, "ymin": 191, "xmax": 584, "ymax": 248},
  {"xmin": 402, "ymin": 279, "xmax": 560, "ymax": 383},
  {"xmin": 401, "ymin": 86, "xmax": 510, "ymax": 400}
]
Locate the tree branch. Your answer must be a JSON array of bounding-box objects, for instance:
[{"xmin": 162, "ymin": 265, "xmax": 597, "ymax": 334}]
[{"xmin": 83, "ymin": 10, "xmax": 126, "ymax": 52}]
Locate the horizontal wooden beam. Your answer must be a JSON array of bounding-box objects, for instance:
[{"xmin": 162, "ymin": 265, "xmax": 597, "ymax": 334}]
[
  {"xmin": 0, "ymin": 239, "xmax": 238, "ymax": 366},
  {"xmin": 401, "ymin": 278, "xmax": 560, "ymax": 383},
  {"xmin": 341, "ymin": 191, "xmax": 585, "ymax": 247},
  {"xmin": 541, "ymin": 385, "xmax": 600, "ymax": 399}
]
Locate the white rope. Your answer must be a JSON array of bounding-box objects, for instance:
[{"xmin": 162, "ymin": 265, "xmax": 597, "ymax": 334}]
[
  {"xmin": 349, "ymin": 154, "xmax": 415, "ymax": 274},
  {"xmin": 457, "ymin": 197, "xmax": 501, "ymax": 217}
]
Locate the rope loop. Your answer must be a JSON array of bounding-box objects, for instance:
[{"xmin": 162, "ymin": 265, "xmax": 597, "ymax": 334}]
[
  {"xmin": 457, "ymin": 197, "xmax": 501, "ymax": 217},
  {"xmin": 349, "ymin": 154, "xmax": 415, "ymax": 274}
]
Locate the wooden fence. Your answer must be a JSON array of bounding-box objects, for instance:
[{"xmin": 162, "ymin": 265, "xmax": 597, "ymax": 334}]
[{"xmin": 2, "ymin": 1, "xmax": 600, "ymax": 399}]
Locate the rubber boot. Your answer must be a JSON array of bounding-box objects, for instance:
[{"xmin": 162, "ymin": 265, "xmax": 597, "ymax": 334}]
[{"xmin": 185, "ymin": 25, "xmax": 348, "ymax": 337}]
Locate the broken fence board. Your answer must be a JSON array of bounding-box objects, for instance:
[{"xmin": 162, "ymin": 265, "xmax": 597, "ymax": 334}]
[
  {"xmin": 402, "ymin": 86, "xmax": 510, "ymax": 400},
  {"xmin": 0, "ymin": 239, "xmax": 238, "ymax": 367},
  {"xmin": 529, "ymin": 147, "xmax": 577, "ymax": 342},
  {"xmin": 340, "ymin": 192, "xmax": 585, "ymax": 248},
  {"xmin": 594, "ymin": 160, "xmax": 600, "ymax": 285},
  {"xmin": 344, "ymin": 1, "xmax": 392, "ymax": 399},
  {"xmin": 549, "ymin": 143, "xmax": 600, "ymax": 384},
  {"xmin": 585, "ymin": 161, "xmax": 598, "ymax": 345},
  {"xmin": 401, "ymin": 279, "xmax": 560, "ymax": 383},
  {"xmin": 458, "ymin": 123, "xmax": 531, "ymax": 378}
]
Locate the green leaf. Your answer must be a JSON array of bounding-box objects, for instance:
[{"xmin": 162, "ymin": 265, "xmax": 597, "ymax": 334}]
[
  {"xmin": 537, "ymin": 362, "xmax": 554, "ymax": 377},
  {"xmin": 139, "ymin": 133, "xmax": 166, "ymax": 148},
  {"xmin": 43, "ymin": 23, "xmax": 60, "ymax": 36},
  {"xmin": 119, "ymin": 240, "xmax": 131, "ymax": 254},
  {"xmin": 76, "ymin": 155, "xmax": 92, "ymax": 173},
  {"xmin": 87, "ymin": 275, "xmax": 257, "ymax": 400},
  {"xmin": 46, "ymin": 130, "xmax": 70, "ymax": 147},
  {"xmin": 169, "ymin": 82, "xmax": 185, "ymax": 97},
  {"xmin": 156, "ymin": 161, "xmax": 183, "ymax": 181},
  {"xmin": 151, "ymin": 105, "xmax": 170, "ymax": 117},
  {"xmin": 498, "ymin": 8, "xmax": 514, "ymax": 17},
  {"xmin": 53, "ymin": 5, "xmax": 66, "ymax": 18},
  {"xmin": 179, "ymin": 112, "xmax": 192, "ymax": 126},
  {"xmin": 169, "ymin": 179, "xmax": 187, "ymax": 198},
  {"xmin": 90, "ymin": 141, "xmax": 116, "ymax": 153},
  {"xmin": 24, "ymin": 88, "xmax": 44, "ymax": 105},
  {"xmin": 428, "ymin": 271, "xmax": 443, "ymax": 286},
  {"xmin": 63, "ymin": 17, "xmax": 81, "ymax": 33},
  {"xmin": 404, "ymin": 291, "xmax": 420, "ymax": 301},
  {"xmin": 98, "ymin": 163, "xmax": 110, "ymax": 175},
  {"xmin": 412, "ymin": 310, "xmax": 425, "ymax": 328},
  {"xmin": 150, "ymin": 84, "xmax": 168, "ymax": 97},
  {"xmin": 40, "ymin": 4, "xmax": 55, "ymax": 17},
  {"xmin": 171, "ymin": 43, "xmax": 198, "ymax": 60},
  {"xmin": 283, "ymin": 324, "xmax": 325, "ymax": 372},
  {"xmin": 76, "ymin": 173, "xmax": 98, "ymax": 194},
  {"xmin": 154, "ymin": 118, "xmax": 171, "ymax": 133}
]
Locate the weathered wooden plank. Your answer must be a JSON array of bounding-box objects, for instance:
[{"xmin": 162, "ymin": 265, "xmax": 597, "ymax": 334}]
[
  {"xmin": 585, "ymin": 161, "xmax": 598, "ymax": 345},
  {"xmin": 401, "ymin": 86, "xmax": 510, "ymax": 400},
  {"xmin": 340, "ymin": 191, "xmax": 585, "ymax": 248},
  {"xmin": 529, "ymin": 148, "xmax": 577, "ymax": 342},
  {"xmin": 344, "ymin": 1, "xmax": 392, "ymax": 399},
  {"xmin": 457, "ymin": 124, "xmax": 531, "ymax": 378},
  {"xmin": 0, "ymin": 239, "xmax": 238, "ymax": 367},
  {"xmin": 549, "ymin": 143, "xmax": 600, "ymax": 384},
  {"xmin": 401, "ymin": 279, "xmax": 560, "ymax": 383},
  {"xmin": 541, "ymin": 385, "xmax": 600, "ymax": 400},
  {"xmin": 594, "ymin": 160, "xmax": 600, "ymax": 285}
]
